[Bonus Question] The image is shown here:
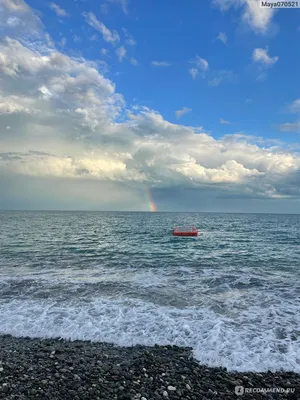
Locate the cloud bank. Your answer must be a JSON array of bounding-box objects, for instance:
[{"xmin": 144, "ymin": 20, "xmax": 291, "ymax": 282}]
[{"xmin": 0, "ymin": 0, "xmax": 300, "ymax": 211}]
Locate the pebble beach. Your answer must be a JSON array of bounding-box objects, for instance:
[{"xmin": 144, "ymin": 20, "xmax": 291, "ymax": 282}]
[{"xmin": 0, "ymin": 335, "xmax": 299, "ymax": 400}]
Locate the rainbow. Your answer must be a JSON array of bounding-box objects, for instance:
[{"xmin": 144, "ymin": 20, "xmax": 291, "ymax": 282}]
[{"xmin": 145, "ymin": 185, "xmax": 157, "ymax": 212}]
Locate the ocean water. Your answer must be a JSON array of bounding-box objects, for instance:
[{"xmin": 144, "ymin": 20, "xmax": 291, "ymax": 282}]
[{"xmin": 0, "ymin": 211, "xmax": 300, "ymax": 373}]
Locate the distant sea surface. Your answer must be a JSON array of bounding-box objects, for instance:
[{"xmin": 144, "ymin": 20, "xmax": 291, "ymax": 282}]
[{"xmin": 0, "ymin": 211, "xmax": 300, "ymax": 372}]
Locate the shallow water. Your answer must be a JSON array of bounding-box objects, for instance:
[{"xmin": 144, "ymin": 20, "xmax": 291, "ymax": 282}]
[{"xmin": 0, "ymin": 211, "xmax": 300, "ymax": 372}]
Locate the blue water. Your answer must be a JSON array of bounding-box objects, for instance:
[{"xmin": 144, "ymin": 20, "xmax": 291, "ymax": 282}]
[{"xmin": 0, "ymin": 211, "xmax": 300, "ymax": 372}]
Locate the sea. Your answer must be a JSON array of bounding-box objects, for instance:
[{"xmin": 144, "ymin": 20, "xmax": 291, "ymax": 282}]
[{"xmin": 0, "ymin": 211, "xmax": 300, "ymax": 373}]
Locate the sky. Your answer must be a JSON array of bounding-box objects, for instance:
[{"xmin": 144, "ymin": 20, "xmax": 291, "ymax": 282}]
[{"xmin": 0, "ymin": 0, "xmax": 300, "ymax": 212}]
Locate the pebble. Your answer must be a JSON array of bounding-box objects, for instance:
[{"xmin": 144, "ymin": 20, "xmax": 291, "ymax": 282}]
[
  {"xmin": 0, "ymin": 335, "xmax": 298, "ymax": 400},
  {"xmin": 167, "ymin": 385, "xmax": 176, "ymax": 391}
]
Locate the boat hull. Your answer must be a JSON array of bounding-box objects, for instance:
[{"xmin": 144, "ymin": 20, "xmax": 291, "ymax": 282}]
[{"xmin": 173, "ymin": 227, "xmax": 198, "ymax": 236}]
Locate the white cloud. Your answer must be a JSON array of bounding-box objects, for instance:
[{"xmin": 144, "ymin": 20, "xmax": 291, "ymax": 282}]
[
  {"xmin": 195, "ymin": 55, "xmax": 209, "ymax": 71},
  {"xmin": 216, "ymin": 32, "xmax": 227, "ymax": 44},
  {"xmin": 256, "ymin": 72, "xmax": 267, "ymax": 82},
  {"xmin": 130, "ymin": 58, "xmax": 138, "ymax": 66},
  {"xmin": 101, "ymin": 48, "xmax": 109, "ymax": 56},
  {"xmin": 220, "ymin": 118, "xmax": 231, "ymax": 124},
  {"xmin": 58, "ymin": 37, "xmax": 67, "ymax": 47},
  {"xmin": 122, "ymin": 28, "xmax": 136, "ymax": 46},
  {"xmin": 0, "ymin": 0, "xmax": 29, "ymax": 12},
  {"xmin": 126, "ymin": 38, "xmax": 136, "ymax": 46},
  {"xmin": 151, "ymin": 61, "xmax": 170, "ymax": 67},
  {"xmin": 209, "ymin": 77, "xmax": 221, "ymax": 87},
  {"xmin": 116, "ymin": 45, "xmax": 126, "ymax": 62},
  {"xmin": 209, "ymin": 70, "xmax": 236, "ymax": 86},
  {"xmin": 280, "ymin": 122, "xmax": 300, "ymax": 133},
  {"xmin": 242, "ymin": 0, "xmax": 275, "ymax": 33},
  {"xmin": 290, "ymin": 99, "xmax": 300, "ymax": 114},
  {"xmin": 175, "ymin": 107, "xmax": 192, "ymax": 119},
  {"xmin": 73, "ymin": 35, "xmax": 81, "ymax": 43},
  {"xmin": 39, "ymin": 85, "xmax": 52, "ymax": 99},
  {"xmin": 212, "ymin": 0, "xmax": 276, "ymax": 34},
  {"xmin": 188, "ymin": 56, "xmax": 209, "ymax": 80},
  {"xmin": 89, "ymin": 34, "xmax": 98, "ymax": 41},
  {"xmin": 0, "ymin": 91, "xmax": 37, "ymax": 114},
  {"xmin": 188, "ymin": 68, "xmax": 198, "ymax": 80},
  {"xmin": 1, "ymin": 0, "xmax": 300, "ymax": 208},
  {"xmin": 50, "ymin": 3, "xmax": 69, "ymax": 17},
  {"xmin": 279, "ymin": 100, "xmax": 300, "ymax": 134},
  {"xmin": 252, "ymin": 47, "xmax": 279, "ymax": 66},
  {"xmin": 83, "ymin": 12, "xmax": 120, "ymax": 44},
  {"xmin": 0, "ymin": 0, "xmax": 42, "ymax": 35}
]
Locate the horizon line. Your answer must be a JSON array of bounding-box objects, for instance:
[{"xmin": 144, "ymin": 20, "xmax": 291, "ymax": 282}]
[{"xmin": 0, "ymin": 210, "xmax": 300, "ymax": 215}]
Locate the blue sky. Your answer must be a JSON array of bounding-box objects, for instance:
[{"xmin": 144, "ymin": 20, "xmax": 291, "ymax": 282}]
[
  {"xmin": 0, "ymin": 0, "xmax": 300, "ymax": 211},
  {"xmin": 25, "ymin": 0, "xmax": 300, "ymax": 138}
]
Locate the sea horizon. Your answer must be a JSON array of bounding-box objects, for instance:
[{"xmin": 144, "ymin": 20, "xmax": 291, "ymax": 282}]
[{"xmin": 1, "ymin": 209, "xmax": 300, "ymax": 215}]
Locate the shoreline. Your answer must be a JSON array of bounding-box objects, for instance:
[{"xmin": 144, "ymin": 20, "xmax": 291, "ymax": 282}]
[{"xmin": 0, "ymin": 335, "xmax": 299, "ymax": 399}]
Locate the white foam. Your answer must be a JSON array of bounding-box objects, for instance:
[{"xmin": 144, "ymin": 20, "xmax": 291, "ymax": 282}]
[{"xmin": 0, "ymin": 295, "xmax": 299, "ymax": 373}]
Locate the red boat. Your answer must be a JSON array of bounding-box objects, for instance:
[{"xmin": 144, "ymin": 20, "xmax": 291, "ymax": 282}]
[{"xmin": 173, "ymin": 226, "xmax": 198, "ymax": 237}]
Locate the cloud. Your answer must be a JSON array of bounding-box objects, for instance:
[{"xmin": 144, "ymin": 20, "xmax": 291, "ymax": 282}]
[
  {"xmin": 49, "ymin": 3, "xmax": 69, "ymax": 17},
  {"xmin": 279, "ymin": 99, "xmax": 300, "ymax": 134},
  {"xmin": 209, "ymin": 77, "xmax": 221, "ymax": 86},
  {"xmin": 126, "ymin": 38, "xmax": 136, "ymax": 46},
  {"xmin": 151, "ymin": 61, "xmax": 170, "ymax": 67},
  {"xmin": 0, "ymin": 0, "xmax": 42, "ymax": 36},
  {"xmin": 116, "ymin": 46, "xmax": 126, "ymax": 62},
  {"xmin": 256, "ymin": 72, "xmax": 267, "ymax": 82},
  {"xmin": 195, "ymin": 55, "xmax": 209, "ymax": 71},
  {"xmin": 209, "ymin": 70, "xmax": 236, "ymax": 86},
  {"xmin": 82, "ymin": 12, "xmax": 120, "ymax": 44},
  {"xmin": 188, "ymin": 56, "xmax": 209, "ymax": 80},
  {"xmin": 175, "ymin": 107, "xmax": 192, "ymax": 119},
  {"xmin": 0, "ymin": 91, "xmax": 37, "ymax": 114},
  {"xmin": 101, "ymin": 48, "xmax": 109, "ymax": 56},
  {"xmin": 1, "ymin": 0, "xmax": 300, "ymax": 210},
  {"xmin": 242, "ymin": 0, "xmax": 276, "ymax": 33},
  {"xmin": 122, "ymin": 28, "xmax": 136, "ymax": 46},
  {"xmin": 212, "ymin": 0, "xmax": 276, "ymax": 34},
  {"xmin": 252, "ymin": 47, "xmax": 279, "ymax": 66},
  {"xmin": 188, "ymin": 68, "xmax": 198, "ymax": 80},
  {"xmin": 58, "ymin": 37, "xmax": 67, "ymax": 47},
  {"xmin": 290, "ymin": 99, "xmax": 300, "ymax": 114},
  {"xmin": 72, "ymin": 35, "xmax": 81, "ymax": 43},
  {"xmin": 89, "ymin": 34, "xmax": 98, "ymax": 41},
  {"xmin": 279, "ymin": 122, "xmax": 300, "ymax": 133},
  {"xmin": 220, "ymin": 118, "xmax": 231, "ymax": 124},
  {"xmin": 0, "ymin": 0, "xmax": 29, "ymax": 12},
  {"xmin": 130, "ymin": 57, "xmax": 138, "ymax": 66},
  {"xmin": 216, "ymin": 32, "xmax": 227, "ymax": 44}
]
